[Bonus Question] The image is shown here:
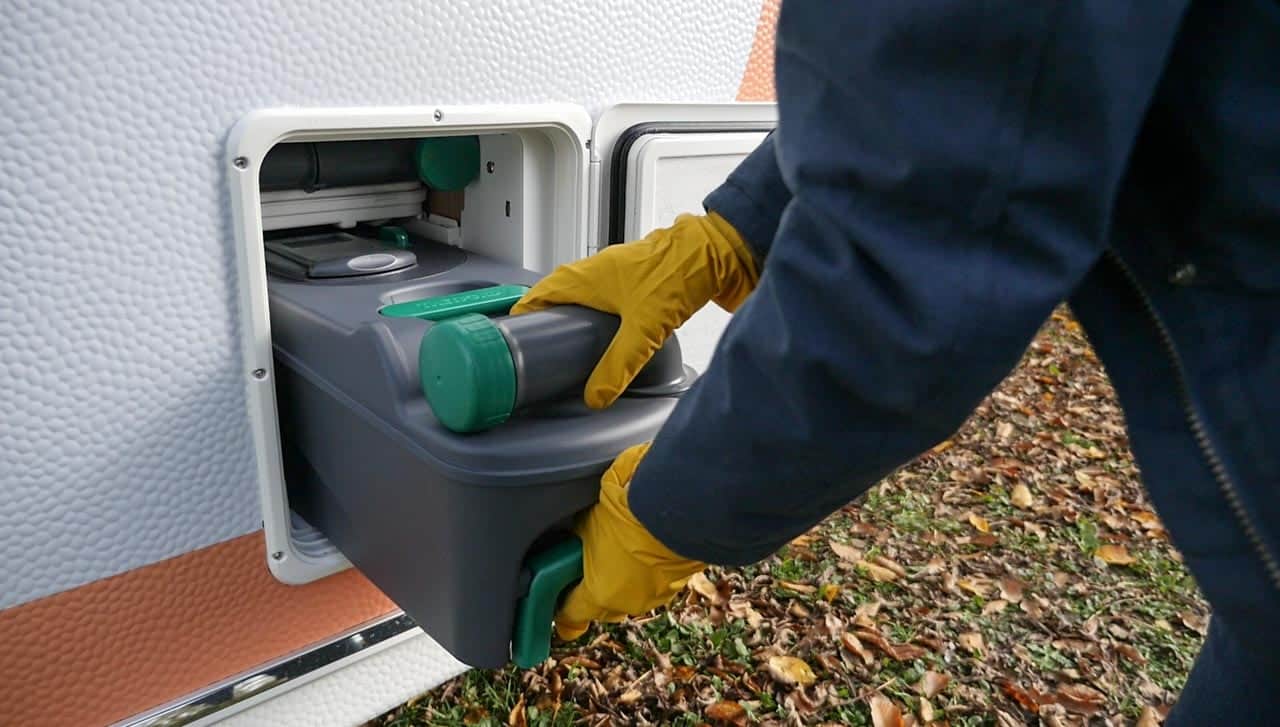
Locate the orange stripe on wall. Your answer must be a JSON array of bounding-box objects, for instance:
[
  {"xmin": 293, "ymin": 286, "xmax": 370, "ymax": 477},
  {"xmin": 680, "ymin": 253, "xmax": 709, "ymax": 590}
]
[
  {"xmin": 737, "ymin": 0, "xmax": 781, "ymax": 101},
  {"xmin": 0, "ymin": 532, "xmax": 395, "ymax": 727}
]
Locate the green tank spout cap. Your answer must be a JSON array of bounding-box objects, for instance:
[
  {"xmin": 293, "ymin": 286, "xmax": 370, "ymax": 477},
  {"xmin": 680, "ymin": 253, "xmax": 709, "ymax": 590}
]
[{"xmin": 419, "ymin": 313, "xmax": 518, "ymax": 433}]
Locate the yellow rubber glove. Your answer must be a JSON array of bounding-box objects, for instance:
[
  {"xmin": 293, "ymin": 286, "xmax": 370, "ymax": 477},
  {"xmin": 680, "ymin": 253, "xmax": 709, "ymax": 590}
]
[
  {"xmin": 555, "ymin": 443, "xmax": 705, "ymax": 641},
  {"xmin": 510, "ymin": 212, "xmax": 759, "ymax": 409}
]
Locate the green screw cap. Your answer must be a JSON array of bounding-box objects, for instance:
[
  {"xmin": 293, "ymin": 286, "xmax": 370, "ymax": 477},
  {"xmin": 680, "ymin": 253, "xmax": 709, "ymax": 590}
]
[
  {"xmin": 415, "ymin": 136, "xmax": 481, "ymax": 191},
  {"xmin": 419, "ymin": 313, "xmax": 517, "ymax": 433}
]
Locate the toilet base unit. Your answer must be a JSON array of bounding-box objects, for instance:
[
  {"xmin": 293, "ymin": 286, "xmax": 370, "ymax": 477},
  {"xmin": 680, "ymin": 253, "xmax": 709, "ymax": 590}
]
[{"xmin": 0, "ymin": 3, "xmax": 777, "ymax": 723}]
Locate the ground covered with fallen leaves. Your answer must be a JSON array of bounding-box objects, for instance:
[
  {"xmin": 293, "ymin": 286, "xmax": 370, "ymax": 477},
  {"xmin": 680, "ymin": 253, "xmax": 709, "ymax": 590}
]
[{"xmin": 375, "ymin": 310, "xmax": 1208, "ymax": 726}]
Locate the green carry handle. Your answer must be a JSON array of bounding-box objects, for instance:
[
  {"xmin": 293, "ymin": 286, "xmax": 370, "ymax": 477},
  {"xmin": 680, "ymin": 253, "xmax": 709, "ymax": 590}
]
[
  {"xmin": 511, "ymin": 537, "xmax": 584, "ymax": 669},
  {"xmin": 379, "ymin": 284, "xmax": 529, "ymax": 321}
]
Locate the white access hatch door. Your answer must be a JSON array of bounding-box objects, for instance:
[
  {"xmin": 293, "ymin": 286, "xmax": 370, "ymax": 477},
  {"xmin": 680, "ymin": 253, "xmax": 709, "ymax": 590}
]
[{"xmin": 591, "ymin": 103, "xmax": 776, "ymax": 373}]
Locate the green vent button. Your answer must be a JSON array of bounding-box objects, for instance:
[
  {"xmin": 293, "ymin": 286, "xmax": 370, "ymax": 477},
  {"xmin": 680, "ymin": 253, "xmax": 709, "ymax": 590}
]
[{"xmin": 381, "ymin": 285, "xmax": 529, "ymax": 321}]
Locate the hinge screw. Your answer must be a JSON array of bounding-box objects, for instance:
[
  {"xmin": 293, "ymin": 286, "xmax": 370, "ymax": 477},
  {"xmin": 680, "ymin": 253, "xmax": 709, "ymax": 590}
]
[
  {"xmin": 233, "ymin": 156, "xmax": 249, "ymax": 170},
  {"xmin": 433, "ymin": 109, "xmax": 443, "ymax": 121},
  {"xmin": 271, "ymin": 551, "xmax": 284, "ymax": 560},
  {"xmin": 252, "ymin": 368, "xmax": 268, "ymax": 380}
]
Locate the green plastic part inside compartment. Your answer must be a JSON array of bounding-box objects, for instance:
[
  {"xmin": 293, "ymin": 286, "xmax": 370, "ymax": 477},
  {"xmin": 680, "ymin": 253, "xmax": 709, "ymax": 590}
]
[
  {"xmin": 381, "ymin": 284, "xmax": 529, "ymax": 321},
  {"xmin": 419, "ymin": 313, "xmax": 517, "ymax": 433},
  {"xmin": 511, "ymin": 537, "xmax": 584, "ymax": 669},
  {"xmin": 415, "ymin": 135, "xmax": 481, "ymax": 191}
]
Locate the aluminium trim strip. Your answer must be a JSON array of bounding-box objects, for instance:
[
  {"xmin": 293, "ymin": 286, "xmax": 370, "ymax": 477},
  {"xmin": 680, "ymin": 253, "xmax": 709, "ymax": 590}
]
[{"xmin": 115, "ymin": 612, "xmax": 420, "ymax": 727}]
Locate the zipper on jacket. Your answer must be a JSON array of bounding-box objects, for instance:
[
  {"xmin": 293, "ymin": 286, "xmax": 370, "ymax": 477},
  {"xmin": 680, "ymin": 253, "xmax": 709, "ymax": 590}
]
[{"xmin": 1105, "ymin": 249, "xmax": 1280, "ymax": 590}]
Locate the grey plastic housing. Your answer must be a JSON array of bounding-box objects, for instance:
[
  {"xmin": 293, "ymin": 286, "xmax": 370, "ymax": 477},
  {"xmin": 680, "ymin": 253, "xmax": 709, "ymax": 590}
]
[
  {"xmin": 496, "ymin": 307, "xmax": 695, "ymax": 409},
  {"xmin": 268, "ymin": 231, "xmax": 681, "ymax": 668}
]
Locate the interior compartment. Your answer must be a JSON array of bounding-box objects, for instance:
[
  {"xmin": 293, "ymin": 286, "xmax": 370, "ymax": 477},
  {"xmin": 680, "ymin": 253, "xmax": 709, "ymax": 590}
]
[{"xmin": 253, "ymin": 126, "xmax": 683, "ymax": 667}]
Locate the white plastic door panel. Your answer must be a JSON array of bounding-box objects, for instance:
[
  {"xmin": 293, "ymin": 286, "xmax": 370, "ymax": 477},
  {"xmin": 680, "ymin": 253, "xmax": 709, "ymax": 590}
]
[
  {"xmin": 591, "ymin": 102, "xmax": 776, "ymax": 374},
  {"xmin": 621, "ymin": 131, "xmax": 768, "ymax": 373}
]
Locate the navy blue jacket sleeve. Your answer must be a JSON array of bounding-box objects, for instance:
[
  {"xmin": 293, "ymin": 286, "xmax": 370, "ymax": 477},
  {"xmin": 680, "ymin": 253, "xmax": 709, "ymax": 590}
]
[
  {"xmin": 703, "ymin": 132, "xmax": 790, "ymax": 262},
  {"xmin": 628, "ymin": 0, "xmax": 1190, "ymax": 565}
]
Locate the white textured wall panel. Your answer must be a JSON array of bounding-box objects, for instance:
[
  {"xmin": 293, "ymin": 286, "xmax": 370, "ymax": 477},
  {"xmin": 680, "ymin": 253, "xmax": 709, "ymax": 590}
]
[{"xmin": 0, "ymin": 0, "xmax": 761, "ymax": 609}]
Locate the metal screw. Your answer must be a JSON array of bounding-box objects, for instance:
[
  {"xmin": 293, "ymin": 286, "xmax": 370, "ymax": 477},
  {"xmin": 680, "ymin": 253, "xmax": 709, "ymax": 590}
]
[
  {"xmin": 252, "ymin": 368, "xmax": 267, "ymax": 380},
  {"xmin": 486, "ymin": 161, "xmax": 495, "ymax": 173},
  {"xmin": 271, "ymin": 551, "xmax": 284, "ymax": 560},
  {"xmin": 433, "ymin": 109, "xmax": 443, "ymax": 121},
  {"xmin": 1170, "ymin": 263, "xmax": 1197, "ymax": 285},
  {"xmin": 233, "ymin": 156, "xmax": 249, "ymax": 169}
]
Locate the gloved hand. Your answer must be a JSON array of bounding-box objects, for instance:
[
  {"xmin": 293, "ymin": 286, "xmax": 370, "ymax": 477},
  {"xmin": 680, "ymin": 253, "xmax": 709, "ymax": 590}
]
[
  {"xmin": 511, "ymin": 212, "xmax": 759, "ymax": 409},
  {"xmin": 555, "ymin": 442, "xmax": 706, "ymax": 640}
]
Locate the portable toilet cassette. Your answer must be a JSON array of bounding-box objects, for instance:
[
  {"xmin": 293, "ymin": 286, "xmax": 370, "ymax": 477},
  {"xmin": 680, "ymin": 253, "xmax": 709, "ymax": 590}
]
[{"xmin": 263, "ymin": 135, "xmax": 697, "ymax": 668}]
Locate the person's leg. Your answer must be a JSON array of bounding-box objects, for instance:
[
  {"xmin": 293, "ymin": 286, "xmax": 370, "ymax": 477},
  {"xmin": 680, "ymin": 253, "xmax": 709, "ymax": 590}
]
[
  {"xmin": 1169, "ymin": 618, "xmax": 1280, "ymax": 722},
  {"xmin": 1070, "ymin": 258, "xmax": 1280, "ymax": 722}
]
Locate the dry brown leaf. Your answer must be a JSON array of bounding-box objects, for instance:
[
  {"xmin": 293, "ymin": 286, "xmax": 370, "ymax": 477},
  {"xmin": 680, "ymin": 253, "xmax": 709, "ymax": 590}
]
[
  {"xmin": 1055, "ymin": 684, "xmax": 1105, "ymax": 715},
  {"xmin": 728, "ymin": 599, "xmax": 764, "ymax": 629},
  {"xmin": 857, "ymin": 560, "xmax": 900, "ymax": 583},
  {"xmin": 968, "ymin": 513, "xmax": 992, "ymax": 534},
  {"xmin": 788, "ymin": 601, "xmax": 811, "ymax": 619},
  {"xmin": 856, "ymin": 600, "xmax": 883, "ymax": 620},
  {"xmin": 825, "ymin": 612, "xmax": 845, "ymax": 638},
  {"xmin": 918, "ymin": 696, "xmax": 935, "ymax": 723},
  {"xmin": 930, "ymin": 439, "xmax": 954, "ymax": 454},
  {"xmin": 999, "ymin": 680, "xmax": 1048, "ymax": 711},
  {"xmin": 841, "ymin": 631, "xmax": 876, "ymax": 665},
  {"xmin": 996, "ymin": 420, "xmax": 1015, "ymax": 440},
  {"xmin": 855, "ymin": 629, "xmax": 928, "ymax": 661},
  {"xmin": 873, "ymin": 555, "xmax": 908, "ymax": 578},
  {"xmin": 972, "ymin": 533, "xmax": 999, "ymax": 547},
  {"xmin": 820, "ymin": 583, "xmax": 841, "ymax": 603},
  {"xmin": 790, "ymin": 532, "xmax": 816, "ymax": 549},
  {"xmin": 778, "ymin": 580, "xmax": 818, "ymax": 594},
  {"xmin": 558, "ymin": 655, "xmax": 600, "ymax": 670},
  {"xmin": 618, "ymin": 689, "xmax": 642, "ymax": 705},
  {"xmin": 870, "ymin": 694, "xmax": 904, "ymax": 727},
  {"xmin": 998, "ymin": 577, "xmax": 1025, "ymax": 603},
  {"xmin": 688, "ymin": 572, "xmax": 723, "ymax": 604},
  {"xmin": 766, "ymin": 656, "xmax": 817, "ymax": 687},
  {"xmin": 916, "ymin": 671, "xmax": 951, "ymax": 699},
  {"xmin": 995, "ymin": 710, "xmax": 1024, "ymax": 727},
  {"xmin": 507, "ymin": 695, "xmax": 527, "ymax": 727},
  {"xmin": 958, "ymin": 631, "xmax": 985, "ymax": 655},
  {"xmin": 982, "ymin": 599, "xmax": 1010, "ymax": 615},
  {"xmin": 1095, "ymin": 544, "xmax": 1137, "ymax": 565},
  {"xmin": 1115, "ymin": 643, "xmax": 1146, "ymax": 665},
  {"xmin": 1179, "ymin": 610, "xmax": 1209, "ymax": 635},
  {"xmin": 1132, "ymin": 510, "xmax": 1163, "ymax": 530},
  {"xmin": 1136, "ymin": 705, "xmax": 1162, "ymax": 727},
  {"xmin": 1010, "ymin": 483, "xmax": 1034, "ymax": 509},
  {"xmin": 829, "ymin": 540, "xmax": 863, "ymax": 562},
  {"xmin": 706, "ymin": 700, "xmax": 748, "ymax": 725},
  {"xmin": 956, "ymin": 576, "xmax": 994, "ymax": 597}
]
